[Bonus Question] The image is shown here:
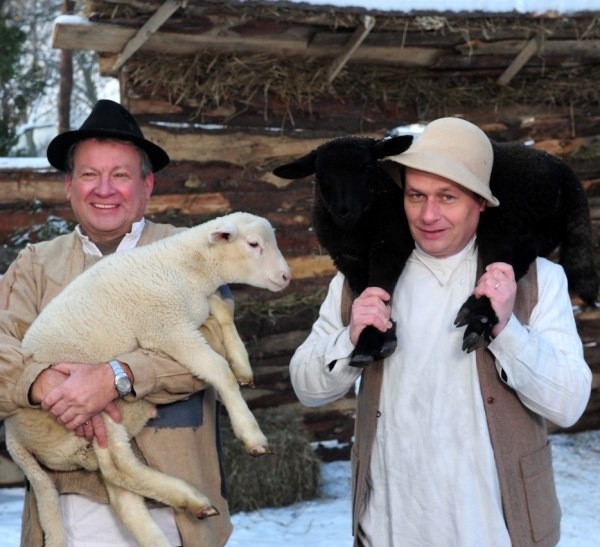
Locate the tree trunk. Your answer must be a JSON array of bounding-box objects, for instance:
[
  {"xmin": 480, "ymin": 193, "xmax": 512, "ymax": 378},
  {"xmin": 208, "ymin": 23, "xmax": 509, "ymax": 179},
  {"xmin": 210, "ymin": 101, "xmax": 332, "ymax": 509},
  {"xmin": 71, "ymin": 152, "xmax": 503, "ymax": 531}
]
[{"xmin": 57, "ymin": 0, "xmax": 75, "ymax": 134}]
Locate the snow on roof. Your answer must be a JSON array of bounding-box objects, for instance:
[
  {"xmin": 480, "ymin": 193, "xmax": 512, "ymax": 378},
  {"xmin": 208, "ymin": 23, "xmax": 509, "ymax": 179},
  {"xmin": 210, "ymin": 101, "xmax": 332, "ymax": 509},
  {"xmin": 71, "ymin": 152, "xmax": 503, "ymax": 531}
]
[{"xmin": 253, "ymin": 0, "xmax": 598, "ymax": 14}]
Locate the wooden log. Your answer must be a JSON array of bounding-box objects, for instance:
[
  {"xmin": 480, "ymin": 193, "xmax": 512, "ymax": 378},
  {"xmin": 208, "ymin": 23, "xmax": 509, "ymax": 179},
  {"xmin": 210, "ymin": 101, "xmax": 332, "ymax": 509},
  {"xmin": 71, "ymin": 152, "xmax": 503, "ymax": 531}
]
[
  {"xmin": 55, "ymin": 18, "xmax": 445, "ymax": 73},
  {"xmin": 458, "ymin": 39, "xmax": 600, "ymax": 59},
  {"xmin": 139, "ymin": 127, "xmax": 331, "ymax": 167}
]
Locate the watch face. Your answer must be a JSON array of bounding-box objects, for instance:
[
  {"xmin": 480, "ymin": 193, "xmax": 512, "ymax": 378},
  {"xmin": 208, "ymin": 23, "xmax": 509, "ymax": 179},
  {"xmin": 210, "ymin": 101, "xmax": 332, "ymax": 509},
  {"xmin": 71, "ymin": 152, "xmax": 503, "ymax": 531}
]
[{"xmin": 116, "ymin": 376, "xmax": 131, "ymax": 393}]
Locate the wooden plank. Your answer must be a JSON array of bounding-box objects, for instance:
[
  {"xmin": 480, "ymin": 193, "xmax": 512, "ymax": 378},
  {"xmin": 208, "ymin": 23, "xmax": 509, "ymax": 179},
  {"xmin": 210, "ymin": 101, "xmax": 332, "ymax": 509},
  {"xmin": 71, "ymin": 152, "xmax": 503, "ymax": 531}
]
[
  {"xmin": 140, "ymin": 127, "xmax": 332, "ymax": 166},
  {"xmin": 55, "ymin": 18, "xmax": 442, "ymax": 72},
  {"xmin": 497, "ymin": 37, "xmax": 539, "ymax": 86},
  {"xmin": 458, "ymin": 39, "xmax": 600, "ymax": 58},
  {"xmin": 327, "ymin": 15, "xmax": 375, "ymax": 83},
  {"xmin": 112, "ymin": 0, "xmax": 184, "ymax": 73},
  {"xmin": 287, "ymin": 255, "xmax": 335, "ymax": 280},
  {"xmin": 0, "ymin": 178, "xmax": 66, "ymax": 202},
  {"xmin": 146, "ymin": 192, "xmax": 231, "ymax": 215}
]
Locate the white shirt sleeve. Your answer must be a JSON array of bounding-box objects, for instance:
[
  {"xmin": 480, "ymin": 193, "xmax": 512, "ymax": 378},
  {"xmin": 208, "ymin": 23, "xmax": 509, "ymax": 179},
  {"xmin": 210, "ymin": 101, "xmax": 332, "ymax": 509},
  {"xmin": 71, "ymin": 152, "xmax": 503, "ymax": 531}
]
[
  {"xmin": 290, "ymin": 273, "xmax": 363, "ymax": 407},
  {"xmin": 488, "ymin": 258, "xmax": 592, "ymax": 428}
]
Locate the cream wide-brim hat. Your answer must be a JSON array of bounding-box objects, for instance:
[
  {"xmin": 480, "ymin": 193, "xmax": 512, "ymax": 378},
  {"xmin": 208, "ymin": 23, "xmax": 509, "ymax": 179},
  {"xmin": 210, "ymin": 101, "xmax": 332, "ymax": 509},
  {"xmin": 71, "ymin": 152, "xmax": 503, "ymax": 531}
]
[{"xmin": 382, "ymin": 117, "xmax": 499, "ymax": 207}]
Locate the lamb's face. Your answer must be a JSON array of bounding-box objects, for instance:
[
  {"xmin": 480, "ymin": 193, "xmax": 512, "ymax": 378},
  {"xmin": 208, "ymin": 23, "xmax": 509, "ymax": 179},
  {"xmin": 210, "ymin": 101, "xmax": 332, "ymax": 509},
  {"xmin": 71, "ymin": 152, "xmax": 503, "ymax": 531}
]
[
  {"xmin": 315, "ymin": 141, "xmax": 377, "ymax": 227},
  {"xmin": 210, "ymin": 214, "xmax": 292, "ymax": 292}
]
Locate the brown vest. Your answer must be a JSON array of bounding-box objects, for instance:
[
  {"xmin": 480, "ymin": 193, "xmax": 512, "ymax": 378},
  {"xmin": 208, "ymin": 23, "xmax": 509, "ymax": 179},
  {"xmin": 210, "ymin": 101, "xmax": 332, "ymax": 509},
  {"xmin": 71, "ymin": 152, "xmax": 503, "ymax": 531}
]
[{"xmin": 346, "ymin": 262, "xmax": 561, "ymax": 547}]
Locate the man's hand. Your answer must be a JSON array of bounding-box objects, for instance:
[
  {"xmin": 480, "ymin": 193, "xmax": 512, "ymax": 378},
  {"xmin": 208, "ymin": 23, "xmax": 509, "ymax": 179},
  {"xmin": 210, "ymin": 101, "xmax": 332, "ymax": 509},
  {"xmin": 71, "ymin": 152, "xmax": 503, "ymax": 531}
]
[
  {"xmin": 349, "ymin": 287, "xmax": 393, "ymax": 345},
  {"xmin": 73, "ymin": 404, "xmax": 121, "ymax": 448},
  {"xmin": 31, "ymin": 362, "xmax": 124, "ymax": 448},
  {"xmin": 473, "ymin": 262, "xmax": 517, "ymax": 337}
]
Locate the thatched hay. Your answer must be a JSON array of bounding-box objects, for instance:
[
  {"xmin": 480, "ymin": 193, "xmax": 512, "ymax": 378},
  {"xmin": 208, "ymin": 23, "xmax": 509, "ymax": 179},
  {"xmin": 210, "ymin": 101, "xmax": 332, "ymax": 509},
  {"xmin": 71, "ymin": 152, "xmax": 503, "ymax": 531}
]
[
  {"xmin": 221, "ymin": 406, "xmax": 321, "ymax": 513},
  {"xmin": 126, "ymin": 49, "xmax": 600, "ymax": 121},
  {"xmin": 235, "ymin": 289, "xmax": 327, "ymax": 322},
  {"xmin": 83, "ymin": 1, "xmax": 600, "ymax": 116},
  {"xmin": 84, "ymin": 1, "xmax": 600, "ymax": 38}
]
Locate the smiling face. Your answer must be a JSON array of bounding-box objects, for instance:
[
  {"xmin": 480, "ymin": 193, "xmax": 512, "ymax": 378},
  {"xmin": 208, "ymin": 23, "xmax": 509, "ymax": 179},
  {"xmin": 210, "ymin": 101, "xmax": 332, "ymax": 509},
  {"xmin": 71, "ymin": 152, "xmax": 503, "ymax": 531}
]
[
  {"xmin": 66, "ymin": 139, "xmax": 154, "ymax": 244},
  {"xmin": 403, "ymin": 167, "xmax": 486, "ymax": 258}
]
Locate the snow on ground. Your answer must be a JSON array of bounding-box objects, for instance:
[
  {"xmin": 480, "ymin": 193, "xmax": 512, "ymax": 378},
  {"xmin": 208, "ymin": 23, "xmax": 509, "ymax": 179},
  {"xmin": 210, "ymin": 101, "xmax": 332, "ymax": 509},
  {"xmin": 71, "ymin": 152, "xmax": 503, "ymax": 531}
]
[{"xmin": 0, "ymin": 430, "xmax": 598, "ymax": 546}]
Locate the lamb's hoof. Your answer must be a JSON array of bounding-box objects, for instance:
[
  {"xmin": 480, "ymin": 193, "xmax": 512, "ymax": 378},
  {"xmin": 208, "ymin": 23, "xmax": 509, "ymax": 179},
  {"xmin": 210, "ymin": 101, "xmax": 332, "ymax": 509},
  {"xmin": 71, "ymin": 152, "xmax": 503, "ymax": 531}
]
[
  {"xmin": 454, "ymin": 307, "xmax": 469, "ymax": 327},
  {"xmin": 196, "ymin": 506, "xmax": 220, "ymax": 519},
  {"xmin": 462, "ymin": 332, "xmax": 489, "ymax": 353},
  {"xmin": 248, "ymin": 445, "xmax": 273, "ymax": 457},
  {"xmin": 349, "ymin": 353, "xmax": 374, "ymax": 368},
  {"xmin": 238, "ymin": 378, "xmax": 255, "ymax": 388},
  {"xmin": 377, "ymin": 339, "xmax": 397, "ymax": 359}
]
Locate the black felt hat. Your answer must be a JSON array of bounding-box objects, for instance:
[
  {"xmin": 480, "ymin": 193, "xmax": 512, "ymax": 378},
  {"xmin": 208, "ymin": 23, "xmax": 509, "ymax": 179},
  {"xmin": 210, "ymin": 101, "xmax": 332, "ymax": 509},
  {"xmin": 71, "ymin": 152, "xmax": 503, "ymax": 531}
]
[{"xmin": 47, "ymin": 99, "xmax": 170, "ymax": 173}]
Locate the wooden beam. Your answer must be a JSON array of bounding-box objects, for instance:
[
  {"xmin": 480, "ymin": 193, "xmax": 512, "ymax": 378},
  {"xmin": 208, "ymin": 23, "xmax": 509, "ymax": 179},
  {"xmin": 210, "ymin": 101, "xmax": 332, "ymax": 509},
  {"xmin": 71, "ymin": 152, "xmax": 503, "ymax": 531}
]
[
  {"xmin": 327, "ymin": 15, "xmax": 375, "ymax": 83},
  {"xmin": 111, "ymin": 0, "xmax": 185, "ymax": 73},
  {"xmin": 497, "ymin": 37, "xmax": 539, "ymax": 86},
  {"xmin": 140, "ymin": 127, "xmax": 331, "ymax": 166},
  {"xmin": 54, "ymin": 18, "xmax": 441, "ymax": 73},
  {"xmin": 458, "ymin": 38, "xmax": 600, "ymax": 58}
]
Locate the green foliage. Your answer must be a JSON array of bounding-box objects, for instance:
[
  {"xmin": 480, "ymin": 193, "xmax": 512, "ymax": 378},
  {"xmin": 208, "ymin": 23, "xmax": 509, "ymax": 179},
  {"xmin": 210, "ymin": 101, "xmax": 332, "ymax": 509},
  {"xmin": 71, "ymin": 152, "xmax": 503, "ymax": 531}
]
[{"xmin": 0, "ymin": 0, "xmax": 48, "ymax": 155}]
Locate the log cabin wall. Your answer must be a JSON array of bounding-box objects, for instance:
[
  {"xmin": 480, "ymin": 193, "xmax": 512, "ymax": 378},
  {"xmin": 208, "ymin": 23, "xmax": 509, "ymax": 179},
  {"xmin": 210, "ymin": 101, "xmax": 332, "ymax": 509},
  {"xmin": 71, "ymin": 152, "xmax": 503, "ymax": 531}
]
[{"xmin": 2, "ymin": 1, "xmax": 600, "ymax": 456}]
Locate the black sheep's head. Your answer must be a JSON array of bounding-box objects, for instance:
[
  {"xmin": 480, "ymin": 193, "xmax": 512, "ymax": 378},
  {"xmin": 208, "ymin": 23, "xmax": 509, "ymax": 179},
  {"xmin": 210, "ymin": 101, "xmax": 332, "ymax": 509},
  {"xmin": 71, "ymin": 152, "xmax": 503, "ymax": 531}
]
[{"xmin": 273, "ymin": 135, "xmax": 413, "ymax": 227}]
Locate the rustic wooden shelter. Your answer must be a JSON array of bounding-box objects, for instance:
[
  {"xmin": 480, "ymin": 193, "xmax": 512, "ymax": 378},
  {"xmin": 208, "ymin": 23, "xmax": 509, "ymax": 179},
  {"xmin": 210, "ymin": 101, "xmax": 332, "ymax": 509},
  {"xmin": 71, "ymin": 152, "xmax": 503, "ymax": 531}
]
[{"xmin": 2, "ymin": 0, "xmax": 600, "ymax": 457}]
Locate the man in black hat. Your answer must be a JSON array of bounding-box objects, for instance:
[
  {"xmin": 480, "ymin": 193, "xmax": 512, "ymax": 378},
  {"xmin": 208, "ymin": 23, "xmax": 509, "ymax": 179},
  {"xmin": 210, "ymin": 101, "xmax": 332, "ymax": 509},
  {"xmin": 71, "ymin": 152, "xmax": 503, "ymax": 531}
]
[{"xmin": 0, "ymin": 100, "xmax": 232, "ymax": 546}]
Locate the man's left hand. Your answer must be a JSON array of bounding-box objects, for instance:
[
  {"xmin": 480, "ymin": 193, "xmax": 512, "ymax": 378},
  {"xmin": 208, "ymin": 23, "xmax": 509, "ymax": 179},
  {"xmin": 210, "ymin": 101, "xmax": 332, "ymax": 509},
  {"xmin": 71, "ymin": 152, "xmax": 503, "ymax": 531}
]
[
  {"xmin": 473, "ymin": 262, "xmax": 517, "ymax": 337},
  {"xmin": 40, "ymin": 362, "xmax": 123, "ymax": 447}
]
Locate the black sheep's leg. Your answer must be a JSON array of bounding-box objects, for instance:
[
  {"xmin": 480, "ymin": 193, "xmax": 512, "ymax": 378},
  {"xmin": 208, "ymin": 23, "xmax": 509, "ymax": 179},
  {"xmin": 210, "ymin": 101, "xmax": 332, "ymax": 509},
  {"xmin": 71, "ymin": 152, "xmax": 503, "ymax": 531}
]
[
  {"xmin": 345, "ymin": 268, "xmax": 388, "ymax": 367},
  {"xmin": 349, "ymin": 322, "xmax": 398, "ymax": 368},
  {"xmin": 454, "ymin": 296, "xmax": 498, "ymax": 352},
  {"xmin": 349, "ymin": 236, "xmax": 411, "ymax": 367}
]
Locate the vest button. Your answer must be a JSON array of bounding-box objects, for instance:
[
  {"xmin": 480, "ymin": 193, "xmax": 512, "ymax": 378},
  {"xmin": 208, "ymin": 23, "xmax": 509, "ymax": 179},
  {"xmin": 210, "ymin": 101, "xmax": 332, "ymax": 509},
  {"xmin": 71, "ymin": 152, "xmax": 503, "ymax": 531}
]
[{"xmin": 487, "ymin": 396, "xmax": 495, "ymax": 404}]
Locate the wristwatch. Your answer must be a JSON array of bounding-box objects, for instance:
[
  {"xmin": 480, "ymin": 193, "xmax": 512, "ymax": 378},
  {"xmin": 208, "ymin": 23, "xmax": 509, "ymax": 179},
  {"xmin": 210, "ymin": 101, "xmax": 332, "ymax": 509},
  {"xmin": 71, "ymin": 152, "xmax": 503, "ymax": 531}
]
[{"xmin": 109, "ymin": 359, "xmax": 132, "ymax": 398}]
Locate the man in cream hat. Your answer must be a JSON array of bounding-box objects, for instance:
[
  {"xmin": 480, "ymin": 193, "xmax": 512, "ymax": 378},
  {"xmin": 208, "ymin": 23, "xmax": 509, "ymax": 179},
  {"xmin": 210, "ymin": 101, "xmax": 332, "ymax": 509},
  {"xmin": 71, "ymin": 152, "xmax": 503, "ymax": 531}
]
[
  {"xmin": 0, "ymin": 100, "xmax": 232, "ymax": 546},
  {"xmin": 290, "ymin": 117, "xmax": 590, "ymax": 546}
]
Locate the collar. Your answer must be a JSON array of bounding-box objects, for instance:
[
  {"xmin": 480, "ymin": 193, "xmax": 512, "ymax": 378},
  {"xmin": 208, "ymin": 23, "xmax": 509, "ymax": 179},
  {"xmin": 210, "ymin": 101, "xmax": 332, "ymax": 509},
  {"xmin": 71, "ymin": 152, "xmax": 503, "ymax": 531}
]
[
  {"xmin": 75, "ymin": 218, "xmax": 146, "ymax": 256},
  {"xmin": 412, "ymin": 236, "xmax": 477, "ymax": 285}
]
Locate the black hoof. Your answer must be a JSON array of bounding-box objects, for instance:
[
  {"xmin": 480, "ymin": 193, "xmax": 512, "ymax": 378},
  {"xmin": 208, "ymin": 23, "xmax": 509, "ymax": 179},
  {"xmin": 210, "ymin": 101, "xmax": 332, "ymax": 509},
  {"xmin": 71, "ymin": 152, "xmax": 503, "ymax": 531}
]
[
  {"xmin": 376, "ymin": 339, "xmax": 397, "ymax": 360},
  {"xmin": 462, "ymin": 332, "xmax": 489, "ymax": 353},
  {"xmin": 349, "ymin": 352, "xmax": 375, "ymax": 368}
]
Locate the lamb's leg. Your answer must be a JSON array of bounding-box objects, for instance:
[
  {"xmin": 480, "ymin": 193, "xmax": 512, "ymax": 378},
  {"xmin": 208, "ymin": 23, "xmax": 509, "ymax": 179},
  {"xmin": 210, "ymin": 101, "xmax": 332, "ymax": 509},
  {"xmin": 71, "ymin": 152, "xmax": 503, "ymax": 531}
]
[
  {"xmin": 96, "ymin": 414, "xmax": 219, "ymax": 518},
  {"xmin": 159, "ymin": 330, "xmax": 270, "ymax": 455},
  {"xmin": 350, "ymin": 323, "xmax": 397, "ymax": 367},
  {"xmin": 104, "ymin": 481, "xmax": 170, "ymax": 547},
  {"xmin": 454, "ymin": 295, "xmax": 498, "ymax": 352},
  {"xmin": 4, "ymin": 418, "xmax": 67, "ymax": 547},
  {"xmin": 206, "ymin": 293, "xmax": 254, "ymax": 386}
]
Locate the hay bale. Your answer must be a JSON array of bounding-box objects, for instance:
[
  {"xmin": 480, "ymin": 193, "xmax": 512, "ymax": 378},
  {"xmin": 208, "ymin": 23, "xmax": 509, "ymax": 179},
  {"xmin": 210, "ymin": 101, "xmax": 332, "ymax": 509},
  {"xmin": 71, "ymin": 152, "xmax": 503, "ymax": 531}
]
[{"xmin": 221, "ymin": 406, "xmax": 321, "ymax": 513}]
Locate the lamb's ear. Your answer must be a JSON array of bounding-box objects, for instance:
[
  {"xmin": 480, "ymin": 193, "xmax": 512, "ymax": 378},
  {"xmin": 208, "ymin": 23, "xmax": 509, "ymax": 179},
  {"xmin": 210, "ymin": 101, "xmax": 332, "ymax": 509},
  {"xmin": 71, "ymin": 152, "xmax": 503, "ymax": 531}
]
[
  {"xmin": 272, "ymin": 150, "xmax": 317, "ymax": 179},
  {"xmin": 373, "ymin": 135, "xmax": 413, "ymax": 159},
  {"xmin": 210, "ymin": 223, "xmax": 238, "ymax": 243}
]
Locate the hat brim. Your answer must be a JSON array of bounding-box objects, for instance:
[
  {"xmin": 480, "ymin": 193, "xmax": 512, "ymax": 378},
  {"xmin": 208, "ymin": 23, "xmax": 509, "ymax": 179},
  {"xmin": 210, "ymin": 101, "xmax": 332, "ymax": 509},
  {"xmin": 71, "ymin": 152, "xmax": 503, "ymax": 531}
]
[
  {"xmin": 382, "ymin": 151, "xmax": 500, "ymax": 207},
  {"xmin": 47, "ymin": 128, "xmax": 170, "ymax": 173}
]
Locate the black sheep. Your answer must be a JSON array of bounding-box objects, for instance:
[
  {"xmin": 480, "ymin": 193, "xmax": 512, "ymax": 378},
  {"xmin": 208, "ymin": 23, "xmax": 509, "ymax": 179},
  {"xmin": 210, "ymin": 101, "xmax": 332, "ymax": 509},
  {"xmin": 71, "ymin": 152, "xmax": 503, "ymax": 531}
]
[
  {"xmin": 273, "ymin": 135, "xmax": 415, "ymax": 366},
  {"xmin": 456, "ymin": 141, "xmax": 598, "ymax": 351},
  {"xmin": 274, "ymin": 135, "xmax": 598, "ymax": 361}
]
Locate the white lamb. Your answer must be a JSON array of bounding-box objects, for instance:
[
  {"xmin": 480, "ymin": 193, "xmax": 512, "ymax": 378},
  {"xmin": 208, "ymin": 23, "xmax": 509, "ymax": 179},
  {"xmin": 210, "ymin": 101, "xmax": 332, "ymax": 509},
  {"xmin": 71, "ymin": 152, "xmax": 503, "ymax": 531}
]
[{"xmin": 4, "ymin": 211, "xmax": 292, "ymax": 547}]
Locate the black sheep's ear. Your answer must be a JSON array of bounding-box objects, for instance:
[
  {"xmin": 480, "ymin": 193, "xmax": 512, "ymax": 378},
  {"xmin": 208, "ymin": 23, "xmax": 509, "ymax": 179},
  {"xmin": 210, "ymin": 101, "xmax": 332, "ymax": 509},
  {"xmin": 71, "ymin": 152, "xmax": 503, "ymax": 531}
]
[
  {"xmin": 372, "ymin": 135, "xmax": 413, "ymax": 159},
  {"xmin": 272, "ymin": 150, "xmax": 317, "ymax": 179}
]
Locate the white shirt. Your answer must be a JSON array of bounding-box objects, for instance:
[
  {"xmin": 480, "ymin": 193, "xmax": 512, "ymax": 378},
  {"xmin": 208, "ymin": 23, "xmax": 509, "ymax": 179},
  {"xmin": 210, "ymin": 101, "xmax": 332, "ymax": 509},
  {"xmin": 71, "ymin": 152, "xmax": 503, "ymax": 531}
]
[
  {"xmin": 75, "ymin": 218, "xmax": 146, "ymax": 256},
  {"xmin": 290, "ymin": 240, "xmax": 591, "ymax": 546}
]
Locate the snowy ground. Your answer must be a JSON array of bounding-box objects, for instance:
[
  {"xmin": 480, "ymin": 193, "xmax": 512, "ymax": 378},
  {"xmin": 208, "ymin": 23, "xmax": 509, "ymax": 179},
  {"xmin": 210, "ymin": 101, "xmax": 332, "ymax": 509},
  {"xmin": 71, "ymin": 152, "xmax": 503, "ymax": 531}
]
[{"xmin": 0, "ymin": 430, "xmax": 598, "ymax": 546}]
